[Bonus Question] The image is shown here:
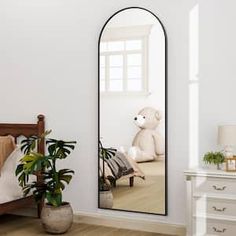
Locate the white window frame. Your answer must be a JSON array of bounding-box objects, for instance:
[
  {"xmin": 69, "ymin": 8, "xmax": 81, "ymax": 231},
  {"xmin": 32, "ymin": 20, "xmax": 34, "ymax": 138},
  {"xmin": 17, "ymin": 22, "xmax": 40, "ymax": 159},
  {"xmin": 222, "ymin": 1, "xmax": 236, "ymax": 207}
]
[{"xmin": 100, "ymin": 25, "xmax": 152, "ymax": 95}]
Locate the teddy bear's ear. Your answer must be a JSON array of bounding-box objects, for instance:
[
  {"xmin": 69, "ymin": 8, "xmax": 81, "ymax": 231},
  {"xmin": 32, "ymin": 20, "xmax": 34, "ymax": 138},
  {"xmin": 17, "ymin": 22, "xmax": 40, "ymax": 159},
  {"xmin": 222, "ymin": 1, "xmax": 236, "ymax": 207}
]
[
  {"xmin": 155, "ymin": 110, "xmax": 162, "ymax": 121},
  {"xmin": 138, "ymin": 107, "xmax": 147, "ymax": 115}
]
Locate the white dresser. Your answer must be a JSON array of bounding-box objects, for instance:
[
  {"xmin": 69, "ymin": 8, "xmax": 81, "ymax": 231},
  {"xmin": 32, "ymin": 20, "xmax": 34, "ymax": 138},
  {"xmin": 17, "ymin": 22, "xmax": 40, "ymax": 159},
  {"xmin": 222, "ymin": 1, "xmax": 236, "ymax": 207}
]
[{"xmin": 184, "ymin": 169, "xmax": 236, "ymax": 236}]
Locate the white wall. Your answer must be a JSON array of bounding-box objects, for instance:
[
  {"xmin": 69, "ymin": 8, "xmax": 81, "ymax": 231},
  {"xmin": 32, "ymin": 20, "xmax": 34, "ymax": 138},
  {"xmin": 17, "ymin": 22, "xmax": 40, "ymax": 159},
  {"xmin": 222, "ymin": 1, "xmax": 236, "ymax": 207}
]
[{"xmin": 0, "ymin": 0, "xmax": 236, "ymax": 226}]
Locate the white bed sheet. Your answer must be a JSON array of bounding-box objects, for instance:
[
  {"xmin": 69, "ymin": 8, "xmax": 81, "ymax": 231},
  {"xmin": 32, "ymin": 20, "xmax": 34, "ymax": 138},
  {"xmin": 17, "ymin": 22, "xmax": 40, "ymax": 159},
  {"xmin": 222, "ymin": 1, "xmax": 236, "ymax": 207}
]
[{"xmin": 0, "ymin": 147, "xmax": 32, "ymax": 204}]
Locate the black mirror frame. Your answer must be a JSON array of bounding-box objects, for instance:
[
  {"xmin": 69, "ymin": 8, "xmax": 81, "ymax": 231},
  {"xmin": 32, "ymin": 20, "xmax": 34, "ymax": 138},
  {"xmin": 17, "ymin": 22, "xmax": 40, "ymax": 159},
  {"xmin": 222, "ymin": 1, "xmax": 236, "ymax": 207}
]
[{"xmin": 98, "ymin": 6, "xmax": 168, "ymax": 216}]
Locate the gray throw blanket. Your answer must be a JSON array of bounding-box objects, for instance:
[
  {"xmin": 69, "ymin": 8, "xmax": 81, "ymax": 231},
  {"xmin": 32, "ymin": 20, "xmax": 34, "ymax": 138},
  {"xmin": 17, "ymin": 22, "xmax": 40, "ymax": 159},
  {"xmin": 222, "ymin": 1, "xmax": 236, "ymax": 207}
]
[{"xmin": 105, "ymin": 151, "xmax": 134, "ymax": 180}]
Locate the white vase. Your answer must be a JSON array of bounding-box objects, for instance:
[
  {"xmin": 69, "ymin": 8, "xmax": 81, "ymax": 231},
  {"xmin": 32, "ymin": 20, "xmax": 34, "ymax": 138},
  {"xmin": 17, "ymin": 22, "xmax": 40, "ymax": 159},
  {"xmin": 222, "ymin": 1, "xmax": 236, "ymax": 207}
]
[
  {"xmin": 99, "ymin": 190, "xmax": 113, "ymax": 208},
  {"xmin": 41, "ymin": 202, "xmax": 73, "ymax": 234}
]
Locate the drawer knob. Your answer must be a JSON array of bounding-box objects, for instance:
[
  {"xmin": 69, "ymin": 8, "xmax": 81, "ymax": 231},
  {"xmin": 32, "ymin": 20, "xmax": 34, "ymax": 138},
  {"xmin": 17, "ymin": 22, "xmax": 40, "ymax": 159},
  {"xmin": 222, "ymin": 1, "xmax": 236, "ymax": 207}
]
[
  {"xmin": 212, "ymin": 206, "xmax": 226, "ymax": 212},
  {"xmin": 213, "ymin": 227, "xmax": 226, "ymax": 233},
  {"xmin": 212, "ymin": 185, "xmax": 226, "ymax": 191}
]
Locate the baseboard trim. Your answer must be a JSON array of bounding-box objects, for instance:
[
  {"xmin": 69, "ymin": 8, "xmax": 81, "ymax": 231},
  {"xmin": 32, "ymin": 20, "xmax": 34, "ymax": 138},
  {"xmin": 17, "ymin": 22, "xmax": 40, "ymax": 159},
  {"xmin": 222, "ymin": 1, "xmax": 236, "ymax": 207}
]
[{"xmin": 74, "ymin": 211, "xmax": 186, "ymax": 236}]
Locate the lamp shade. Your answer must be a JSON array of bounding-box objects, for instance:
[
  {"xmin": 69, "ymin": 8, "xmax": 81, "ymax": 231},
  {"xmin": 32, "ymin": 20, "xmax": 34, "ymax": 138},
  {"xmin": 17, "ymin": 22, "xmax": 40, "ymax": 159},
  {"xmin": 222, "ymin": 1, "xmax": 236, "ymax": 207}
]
[{"xmin": 218, "ymin": 125, "xmax": 236, "ymax": 146}]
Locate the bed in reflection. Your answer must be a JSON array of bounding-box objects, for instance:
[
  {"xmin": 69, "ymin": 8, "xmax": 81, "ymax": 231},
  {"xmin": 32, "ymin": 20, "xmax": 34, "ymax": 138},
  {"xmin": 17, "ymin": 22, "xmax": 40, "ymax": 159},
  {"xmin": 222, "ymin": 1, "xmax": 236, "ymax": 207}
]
[
  {"xmin": 99, "ymin": 145, "xmax": 165, "ymax": 214},
  {"xmin": 101, "ymin": 151, "xmax": 145, "ymax": 187}
]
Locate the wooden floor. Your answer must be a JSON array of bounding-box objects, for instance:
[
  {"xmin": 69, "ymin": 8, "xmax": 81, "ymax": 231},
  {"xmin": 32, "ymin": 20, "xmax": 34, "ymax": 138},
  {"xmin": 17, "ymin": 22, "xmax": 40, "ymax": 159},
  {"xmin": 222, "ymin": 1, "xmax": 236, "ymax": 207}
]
[
  {"xmin": 0, "ymin": 215, "xmax": 172, "ymax": 236},
  {"xmin": 112, "ymin": 160, "xmax": 165, "ymax": 214}
]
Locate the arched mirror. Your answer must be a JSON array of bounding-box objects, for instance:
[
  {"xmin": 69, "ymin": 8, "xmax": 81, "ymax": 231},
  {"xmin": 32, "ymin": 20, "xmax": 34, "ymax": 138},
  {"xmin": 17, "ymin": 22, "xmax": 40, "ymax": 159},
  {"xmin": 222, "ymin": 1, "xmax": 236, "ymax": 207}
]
[{"xmin": 98, "ymin": 7, "xmax": 167, "ymax": 215}]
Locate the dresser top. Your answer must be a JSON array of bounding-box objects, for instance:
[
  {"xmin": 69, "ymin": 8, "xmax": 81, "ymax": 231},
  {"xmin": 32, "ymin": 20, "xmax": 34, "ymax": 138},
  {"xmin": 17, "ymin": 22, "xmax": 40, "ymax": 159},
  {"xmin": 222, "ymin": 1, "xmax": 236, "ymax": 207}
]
[{"xmin": 184, "ymin": 168, "xmax": 236, "ymax": 179}]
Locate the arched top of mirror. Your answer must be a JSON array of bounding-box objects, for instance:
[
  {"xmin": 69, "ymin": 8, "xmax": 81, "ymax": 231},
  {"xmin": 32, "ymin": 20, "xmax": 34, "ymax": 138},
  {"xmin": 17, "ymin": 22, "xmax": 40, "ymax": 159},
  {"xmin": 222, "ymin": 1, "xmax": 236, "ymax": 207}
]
[{"xmin": 99, "ymin": 8, "xmax": 166, "ymax": 43}]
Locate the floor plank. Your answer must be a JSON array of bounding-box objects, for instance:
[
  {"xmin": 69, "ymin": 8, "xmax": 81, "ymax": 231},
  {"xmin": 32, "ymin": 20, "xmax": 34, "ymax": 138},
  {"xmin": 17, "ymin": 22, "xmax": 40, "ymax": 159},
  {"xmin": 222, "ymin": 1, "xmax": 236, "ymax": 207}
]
[{"xmin": 0, "ymin": 215, "xmax": 173, "ymax": 236}]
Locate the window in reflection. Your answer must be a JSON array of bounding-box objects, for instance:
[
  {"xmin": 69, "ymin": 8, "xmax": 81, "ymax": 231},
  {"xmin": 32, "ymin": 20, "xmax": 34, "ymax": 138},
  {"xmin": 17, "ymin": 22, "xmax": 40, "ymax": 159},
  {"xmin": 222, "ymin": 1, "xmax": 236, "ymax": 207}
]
[{"xmin": 100, "ymin": 33, "xmax": 148, "ymax": 93}]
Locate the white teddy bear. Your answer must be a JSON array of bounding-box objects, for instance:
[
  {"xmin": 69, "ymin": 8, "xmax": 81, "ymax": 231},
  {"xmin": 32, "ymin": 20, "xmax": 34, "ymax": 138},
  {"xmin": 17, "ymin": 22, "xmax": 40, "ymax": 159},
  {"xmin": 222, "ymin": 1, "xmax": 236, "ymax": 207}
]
[{"xmin": 128, "ymin": 107, "xmax": 165, "ymax": 162}]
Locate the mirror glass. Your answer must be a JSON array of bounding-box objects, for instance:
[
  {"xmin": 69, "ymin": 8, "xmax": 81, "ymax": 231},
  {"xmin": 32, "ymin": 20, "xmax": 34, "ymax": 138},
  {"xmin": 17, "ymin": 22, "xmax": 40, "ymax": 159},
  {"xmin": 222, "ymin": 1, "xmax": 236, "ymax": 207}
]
[{"xmin": 98, "ymin": 8, "xmax": 167, "ymax": 215}]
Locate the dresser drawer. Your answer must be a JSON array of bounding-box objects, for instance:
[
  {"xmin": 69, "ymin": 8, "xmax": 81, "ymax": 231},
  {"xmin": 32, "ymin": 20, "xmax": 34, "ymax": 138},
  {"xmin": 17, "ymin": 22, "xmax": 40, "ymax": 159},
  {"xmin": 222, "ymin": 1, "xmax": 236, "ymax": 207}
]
[
  {"xmin": 193, "ymin": 218, "xmax": 236, "ymax": 236},
  {"xmin": 192, "ymin": 177, "xmax": 236, "ymax": 196},
  {"xmin": 193, "ymin": 198, "xmax": 236, "ymax": 218}
]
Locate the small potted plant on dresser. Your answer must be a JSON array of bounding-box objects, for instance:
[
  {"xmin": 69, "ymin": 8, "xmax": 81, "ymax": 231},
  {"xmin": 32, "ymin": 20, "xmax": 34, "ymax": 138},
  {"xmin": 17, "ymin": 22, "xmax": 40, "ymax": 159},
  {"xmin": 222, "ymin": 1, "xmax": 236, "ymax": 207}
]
[
  {"xmin": 16, "ymin": 131, "xmax": 76, "ymax": 234},
  {"xmin": 99, "ymin": 141, "xmax": 115, "ymax": 208},
  {"xmin": 203, "ymin": 151, "xmax": 225, "ymax": 170}
]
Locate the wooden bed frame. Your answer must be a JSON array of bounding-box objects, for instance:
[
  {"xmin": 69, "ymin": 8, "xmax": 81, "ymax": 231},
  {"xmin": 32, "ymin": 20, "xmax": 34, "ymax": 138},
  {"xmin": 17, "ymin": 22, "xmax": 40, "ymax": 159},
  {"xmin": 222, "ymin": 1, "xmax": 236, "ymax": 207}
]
[
  {"xmin": 0, "ymin": 114, "xmax": 45, "ymax": 217},
  {"xmin": 112, "ymin": 176, "xmax": 134, "ymax": 188}
]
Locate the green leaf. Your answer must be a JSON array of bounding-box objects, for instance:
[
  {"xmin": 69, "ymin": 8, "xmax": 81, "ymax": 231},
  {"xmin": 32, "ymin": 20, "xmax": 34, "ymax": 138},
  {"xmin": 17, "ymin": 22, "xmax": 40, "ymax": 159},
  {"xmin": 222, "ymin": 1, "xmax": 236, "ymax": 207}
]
[
  {"xmin": 59, "ymin": 169, "xmax": 75, "ymax": 175},
  {"xmin": 15, "ymin": 164, "xmax": 24, "ymax": 177},
  {"xmin": 46, "ymin": 192, "xmax": 62, "ymax": 207},
  {"xmin": 41, "ymin": 130, "xmax": 52, "ymax": 138},
  {"xmin": 23, "ymin": 185, "xmax": 32, "ymax": 197},
  {"xmin": 46, "ymin": 139, "xmax": 76, "ymax": 159},
  {"xmin": 21, "ymin": 136, "xmax": 38, "ymax": 154},
  {"xmin": 60, "ymin": 174, "xmax": 73, "ymax": 184},
  {"xmin": 58, "ymin": 182, "xmax": 65, "ymax": 190},
  {"xmin": 58, "ymin": 169, "xmax": 74, "ymax": 185}
]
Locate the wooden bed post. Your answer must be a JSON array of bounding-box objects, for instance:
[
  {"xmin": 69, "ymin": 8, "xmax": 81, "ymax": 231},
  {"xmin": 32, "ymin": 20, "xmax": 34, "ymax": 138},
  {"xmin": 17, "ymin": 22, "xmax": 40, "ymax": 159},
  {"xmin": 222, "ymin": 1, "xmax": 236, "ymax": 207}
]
[
  {"xmin": 37, "ymin": 114, "xmax": 45, "ymax": 154},
  {"xmin": 37, "ymin": 114, "xmax": 45, "ymax": 218},
  {"xmin": 129, "ymin": 176, "xmax": 134, "ymax": 187}
]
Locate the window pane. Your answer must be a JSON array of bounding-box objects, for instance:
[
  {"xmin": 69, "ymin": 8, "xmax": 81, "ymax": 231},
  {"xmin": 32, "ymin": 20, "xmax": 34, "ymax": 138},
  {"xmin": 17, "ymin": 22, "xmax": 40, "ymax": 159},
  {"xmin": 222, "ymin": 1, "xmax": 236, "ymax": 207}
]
[
  {"xmin": 127, "ymin": 54, "xmax": 142, "ymax": 66},
  {"xmin": 100, "ymin": 56, "xmax": 105, "ymax": 66},
  {"xmin": 108, "ymin": 41, "xmax": 124, "ymax": 51},
  {"xmin": 126, "ymin": 40, "xmax": 142, "ymax": 50},
  {"xmin": 127, "ymin": 79, "xmax": 142, "ymax": 91},
  {"xmin": 100, "ymin": 80, "xmax": 105, "ymax": 92},
  {"xmin": 109, "ymin": 80, "xmax": 123, "ymax": 91},
  {"xmin": 100, "ymin": 67, "xmax": 105, "ymax": 78},
  {"xmin": 110, "ymin": 67, "xmax": 123, "ymax": 79},
  {"xmin": 100, "ymin": 42, "xmax": 107, "ymax": 52},
  {"xmin": 128, "ymin": 66, "xmax": 142, "ymax": 78},
  {"xmin": 109, "ymin": 55, "xmax": 123, "ymax": 67}
]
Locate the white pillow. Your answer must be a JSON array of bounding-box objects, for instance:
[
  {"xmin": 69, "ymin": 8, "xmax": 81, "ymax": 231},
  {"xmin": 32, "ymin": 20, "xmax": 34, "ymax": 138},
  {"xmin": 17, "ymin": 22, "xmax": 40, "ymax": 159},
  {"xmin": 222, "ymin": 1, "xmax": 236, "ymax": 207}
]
[
  {"xmin": 1, "ymin": 146, "xmax": 22, "ymax": 174},
  {"xmin": 0, "ymin": 147, "xmax": 24, "ymax": 200},
  {"xmin": 0, "ymin": 146, "xmax": 36, "ymax": 202}
]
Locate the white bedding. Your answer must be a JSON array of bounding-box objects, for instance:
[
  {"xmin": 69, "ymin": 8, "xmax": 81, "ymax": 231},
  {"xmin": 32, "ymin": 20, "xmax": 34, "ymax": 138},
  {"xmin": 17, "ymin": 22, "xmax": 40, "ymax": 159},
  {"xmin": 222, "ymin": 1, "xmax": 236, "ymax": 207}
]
[{"xmin": 0, "ymin": 147, "xmax": 31, "ymax": 204}]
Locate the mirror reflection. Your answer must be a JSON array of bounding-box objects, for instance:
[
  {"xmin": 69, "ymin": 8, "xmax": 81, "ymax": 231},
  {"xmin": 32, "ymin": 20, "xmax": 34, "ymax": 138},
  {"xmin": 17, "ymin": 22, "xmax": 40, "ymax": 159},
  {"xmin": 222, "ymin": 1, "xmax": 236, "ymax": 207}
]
[{"xmin": 99, "ymin": 8, "xmax": 167, "ymax": 215}]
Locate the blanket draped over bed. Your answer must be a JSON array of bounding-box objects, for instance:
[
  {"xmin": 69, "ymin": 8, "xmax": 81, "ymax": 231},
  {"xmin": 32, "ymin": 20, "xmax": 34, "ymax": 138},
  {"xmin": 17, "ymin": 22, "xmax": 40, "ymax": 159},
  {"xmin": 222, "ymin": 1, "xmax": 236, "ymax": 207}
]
[{"xmin": 104, "ymin": 152, "xmax": 134, "ymax": 179}]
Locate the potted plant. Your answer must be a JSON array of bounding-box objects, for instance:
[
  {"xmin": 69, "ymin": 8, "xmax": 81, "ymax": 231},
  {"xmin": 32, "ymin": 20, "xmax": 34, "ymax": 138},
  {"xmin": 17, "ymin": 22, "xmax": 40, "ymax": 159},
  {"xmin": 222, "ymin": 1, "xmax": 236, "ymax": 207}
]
[
  {"xmin": 99, "ymin": 141, "xmax": 116, "ymax": 208},
  {"xmin": 203, "ymin": 151, "xmax": 225, "ymax": 170},
  {"xmin": 16, "ymin": 130, "xmax": 76, "ymax": 234}
]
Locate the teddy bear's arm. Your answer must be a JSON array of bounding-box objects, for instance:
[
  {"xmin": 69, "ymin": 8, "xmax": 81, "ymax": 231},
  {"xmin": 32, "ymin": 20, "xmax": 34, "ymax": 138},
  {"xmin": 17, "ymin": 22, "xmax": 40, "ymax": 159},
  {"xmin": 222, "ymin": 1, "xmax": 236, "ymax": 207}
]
[
  {"xmin": 132, "ymin": 131, "xmax": 140, "ymax": 146},
  {"xmin": 152, "ymin": 132, "xmax": 165, "ymax": 156}
]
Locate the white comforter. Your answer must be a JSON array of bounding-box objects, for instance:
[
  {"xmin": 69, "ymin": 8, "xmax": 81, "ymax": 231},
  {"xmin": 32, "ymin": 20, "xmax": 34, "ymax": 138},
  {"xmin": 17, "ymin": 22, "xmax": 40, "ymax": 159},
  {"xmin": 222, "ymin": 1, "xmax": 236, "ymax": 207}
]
[{"xmin": 0, "ymin": 147, "xmax": 25, "ymax": 204}]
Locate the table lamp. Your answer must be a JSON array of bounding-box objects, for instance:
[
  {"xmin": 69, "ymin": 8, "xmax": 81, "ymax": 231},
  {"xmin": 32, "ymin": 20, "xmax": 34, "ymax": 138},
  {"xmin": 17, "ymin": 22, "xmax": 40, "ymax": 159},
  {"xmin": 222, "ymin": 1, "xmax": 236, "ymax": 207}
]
[{"xmin": 218, "ymin": 125, "xmax": 236, "ymax": 157}]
